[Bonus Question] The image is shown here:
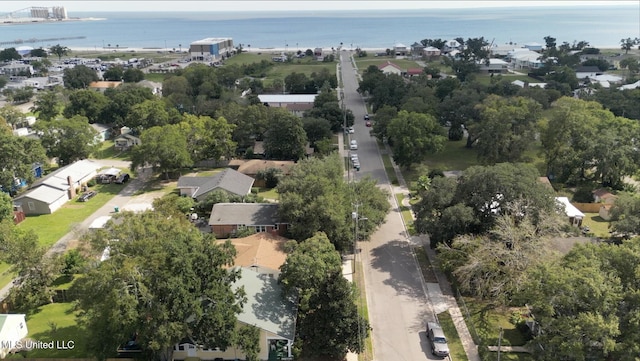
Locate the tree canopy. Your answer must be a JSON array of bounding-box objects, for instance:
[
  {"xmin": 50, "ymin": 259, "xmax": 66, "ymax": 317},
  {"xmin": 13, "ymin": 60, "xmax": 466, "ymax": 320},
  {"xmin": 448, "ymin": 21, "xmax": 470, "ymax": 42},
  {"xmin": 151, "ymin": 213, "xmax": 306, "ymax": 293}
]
[
  {"xmin": 387, "ymin": 110, "xmax": 446, "ymax": 168},
  {"xmin": 75, "ymin": 211, "xmax": 244, "ymax": 360},
  {"xmin": 34, "ymin": 115, "xmax": 98, "ymax": 166}
]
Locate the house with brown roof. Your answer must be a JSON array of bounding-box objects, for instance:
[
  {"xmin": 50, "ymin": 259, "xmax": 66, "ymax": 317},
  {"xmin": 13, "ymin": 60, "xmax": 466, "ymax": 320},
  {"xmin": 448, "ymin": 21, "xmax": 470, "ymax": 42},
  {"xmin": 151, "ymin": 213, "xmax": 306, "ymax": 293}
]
[
  {"xmin": 88, "ymin": 81, "xmax": 122, "ymax": 92},
  {"xmin": 208, "ymin": 203, "xmax": 288, "ymax": 238},
  {"xmin": 177, "ymin": 168, "xmax": 254, "ymax": 201},
  {"xmin": 592, "ymin": 188, "xmax": 616, "ymax": 204},
  {"xmin": 228, "ymin": 159, "xmax": 295, "ymax": 187},
  {"xmin": 217, "ymin": 232, "xmax": 288, "ymax": 276}
]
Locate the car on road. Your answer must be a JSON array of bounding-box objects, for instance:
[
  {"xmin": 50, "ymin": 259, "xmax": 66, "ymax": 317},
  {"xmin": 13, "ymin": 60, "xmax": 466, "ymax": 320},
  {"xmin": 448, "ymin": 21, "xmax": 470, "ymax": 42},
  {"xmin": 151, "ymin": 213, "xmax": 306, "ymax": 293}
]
[
  {"xmin": 78, "ymin": 190, "xmax": 98, "ymax": 202},
  {"xmin": 115, "ymin": 173, "xmax": 130, "ymax": 184},
  {"xmin": 426, "ymin": 322, "xmax": 449, "ymax": 357},
  {"xmin": 365, "ymin": 120, "xmax": 372, "ymax": 127},
  {"xmin": 348, "ymin": 126, "xmax": 355, "ymax": 134},
  {"xmin": 364, "ymin": 114, "xmax": 370, "ymax": 120},
  {"xmin": 350, "ymin": 140, "xmax": 358, "ymax": 150}
]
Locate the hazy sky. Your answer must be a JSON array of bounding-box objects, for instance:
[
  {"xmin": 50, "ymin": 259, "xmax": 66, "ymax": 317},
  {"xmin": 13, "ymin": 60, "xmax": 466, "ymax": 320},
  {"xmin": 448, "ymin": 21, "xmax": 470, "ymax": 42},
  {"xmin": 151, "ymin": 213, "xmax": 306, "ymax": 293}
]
[{"xmin": 3, "ymin": 0, "xmax": 638, "ymax": 12}]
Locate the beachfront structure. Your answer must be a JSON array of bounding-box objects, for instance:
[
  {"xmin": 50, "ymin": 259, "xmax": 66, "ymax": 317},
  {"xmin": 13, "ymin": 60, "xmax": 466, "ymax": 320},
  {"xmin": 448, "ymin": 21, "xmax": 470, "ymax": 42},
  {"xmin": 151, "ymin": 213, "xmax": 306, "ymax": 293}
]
[{"xmin": 189, "ymin": 38, "xmax": 234, "ymax": 61}]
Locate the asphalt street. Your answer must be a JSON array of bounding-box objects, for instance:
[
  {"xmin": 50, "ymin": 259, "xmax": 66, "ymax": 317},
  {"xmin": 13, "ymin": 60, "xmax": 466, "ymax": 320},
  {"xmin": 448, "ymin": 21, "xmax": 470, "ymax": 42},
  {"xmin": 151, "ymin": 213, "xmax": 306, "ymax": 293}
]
[{"xmin": 339, "ymin": 52, "xmax": 444, "ymax": 361}]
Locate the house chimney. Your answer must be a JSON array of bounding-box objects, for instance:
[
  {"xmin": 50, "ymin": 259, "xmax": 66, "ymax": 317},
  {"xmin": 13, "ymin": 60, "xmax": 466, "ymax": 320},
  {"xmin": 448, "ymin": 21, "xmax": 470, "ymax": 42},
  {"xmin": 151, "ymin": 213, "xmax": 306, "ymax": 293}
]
[{"xmin": 67, "ymin": 176, "xmax": 76, "ymax": 199}]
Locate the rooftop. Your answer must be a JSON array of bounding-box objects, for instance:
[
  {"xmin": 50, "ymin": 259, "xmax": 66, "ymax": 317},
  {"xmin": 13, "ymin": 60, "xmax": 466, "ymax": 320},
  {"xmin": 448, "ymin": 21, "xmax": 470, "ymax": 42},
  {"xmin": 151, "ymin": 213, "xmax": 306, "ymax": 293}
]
[{"xmin": 209, "ymin": 203, "xmax": 280, "ymax": 226}]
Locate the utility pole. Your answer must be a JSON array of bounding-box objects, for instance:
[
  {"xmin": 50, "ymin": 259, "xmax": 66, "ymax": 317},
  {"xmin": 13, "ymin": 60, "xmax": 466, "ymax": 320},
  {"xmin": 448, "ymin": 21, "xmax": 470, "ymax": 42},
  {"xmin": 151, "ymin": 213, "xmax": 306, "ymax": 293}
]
[{"xmin": 497, "ymin": 326, "xmax": 503, "ymax": 361}]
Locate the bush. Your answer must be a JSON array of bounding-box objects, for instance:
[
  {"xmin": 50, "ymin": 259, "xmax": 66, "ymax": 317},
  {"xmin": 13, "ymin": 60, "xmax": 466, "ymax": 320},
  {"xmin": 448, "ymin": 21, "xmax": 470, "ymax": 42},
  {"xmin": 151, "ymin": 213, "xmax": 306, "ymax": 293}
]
[
  {"xmin": 251, "ymin": 187, "xmax": 259, "ymax": 194},
  {"xmin": 573, "ymin": 186, "xmax": 595, "ymax": 203}
]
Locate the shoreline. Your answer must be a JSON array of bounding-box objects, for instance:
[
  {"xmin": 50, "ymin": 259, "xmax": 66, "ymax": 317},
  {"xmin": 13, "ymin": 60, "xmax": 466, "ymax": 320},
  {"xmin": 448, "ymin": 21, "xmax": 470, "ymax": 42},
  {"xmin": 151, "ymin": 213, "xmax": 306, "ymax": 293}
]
[{"xmin": 67, "ymin": 46, "xmax": 387, "ymax": 53}]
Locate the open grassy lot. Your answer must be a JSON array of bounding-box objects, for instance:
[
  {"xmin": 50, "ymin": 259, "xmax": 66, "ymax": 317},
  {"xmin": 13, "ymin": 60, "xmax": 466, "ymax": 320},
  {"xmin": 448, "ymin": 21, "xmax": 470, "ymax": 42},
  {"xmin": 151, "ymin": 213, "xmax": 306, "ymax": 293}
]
[
  {"xmin": 258, "ymin": 187, "xmax": 279, "ymax": 201},
  {"xmin": 91, "ymin": 140, "xmax": 131, "ymax": 161},
  {"xmin": 72, "ymin": 49, "xmax": 183, "ymax": 64},
  {"xmin": 582, "ymin": 213, "xmax": 611, "ymax": 238},
  {"xmin": 6, "ymin": 302, "xmax": 87, "ymax": 358},
  {"xmin": 17, "ymin": 182, "xmax": 124, "ymax": 248},
  {"xmin": 437, "ymin": 311, "xmax": 469, "ymax": 361},
  {"xmin": 224, "ymin": 51, "xmax": 337, "ymax": 79},
  {"xmin": 462, "ymin": 297, "xmax": 528, "ymax": 346},
  {"xmin": 473, "ymin": 73, "xmax": 543, "ymax": 86},
  {"xmin": 353, "ymin": 56, "xmax": 423, "ymax": 72}
]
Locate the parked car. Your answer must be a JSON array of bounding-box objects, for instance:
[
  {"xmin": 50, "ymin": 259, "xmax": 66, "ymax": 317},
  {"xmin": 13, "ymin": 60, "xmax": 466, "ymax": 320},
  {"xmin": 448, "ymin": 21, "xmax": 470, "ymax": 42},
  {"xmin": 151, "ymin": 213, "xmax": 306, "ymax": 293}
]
[
  {"xmin": 348, "ymin": 126, "xmax": 355, "ymax": 134},
  {"xmin": 365, "ymin": 120, "xmax": 372, "ymax": 127},
  {"xmin": 426, "ymin": 322, "xmax": 449, "ymax": 357},
  {"xmin": 350, "ymin": 140, "xmax": 358, "ymax": 150},
  {"xmin": 364, "ymin": 114, "xmax": 370, "ymax": 121},
  {"xmin": 78, "ymin": 190, "xmax": 98, "ymax": 202},
  {"xmin": 115, "ymin": 173, "xmax": 130, "ymax": 184}
]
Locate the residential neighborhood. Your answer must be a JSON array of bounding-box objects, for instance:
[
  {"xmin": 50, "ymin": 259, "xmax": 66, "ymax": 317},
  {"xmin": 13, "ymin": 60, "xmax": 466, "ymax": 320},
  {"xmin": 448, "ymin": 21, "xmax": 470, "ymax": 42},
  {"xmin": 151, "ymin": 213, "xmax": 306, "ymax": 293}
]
[{"xmin": 1, "ymin": 19, "xmax": 640, "ymax": 361}]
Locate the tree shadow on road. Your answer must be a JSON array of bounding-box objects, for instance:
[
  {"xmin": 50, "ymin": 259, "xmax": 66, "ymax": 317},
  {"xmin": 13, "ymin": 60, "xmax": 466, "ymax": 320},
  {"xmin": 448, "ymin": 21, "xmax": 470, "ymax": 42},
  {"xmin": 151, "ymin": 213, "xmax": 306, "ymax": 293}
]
[{"xmin": 369, "ymin": 239, "xmax": 430, "ymax": 300}]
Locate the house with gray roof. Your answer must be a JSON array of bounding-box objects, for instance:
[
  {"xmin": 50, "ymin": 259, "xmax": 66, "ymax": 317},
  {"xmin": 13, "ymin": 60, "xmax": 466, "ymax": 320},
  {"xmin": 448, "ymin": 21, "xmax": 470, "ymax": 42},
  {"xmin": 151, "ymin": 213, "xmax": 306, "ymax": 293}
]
[
  {"xmin": 172, "ymin": 267, "xmax": 296, "ymax": 361},
  {"xmin": 177, "ymin": 168, "xmax": 254, "ymax": 202},
  {"xmin": 14, "ymin": 159, "xmax": 100, "ymax": 215},
  {"xmin": 208, "ymin": 203, "xmax": 287, "ymax": 238}
]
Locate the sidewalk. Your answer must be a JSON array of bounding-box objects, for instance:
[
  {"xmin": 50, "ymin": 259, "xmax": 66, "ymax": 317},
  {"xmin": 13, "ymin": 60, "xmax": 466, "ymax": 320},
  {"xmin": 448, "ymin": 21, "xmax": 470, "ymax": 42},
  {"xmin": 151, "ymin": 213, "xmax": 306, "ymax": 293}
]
[{"xmin": 385, "ymin": 145, "xmax": 482, "ymax": 361}]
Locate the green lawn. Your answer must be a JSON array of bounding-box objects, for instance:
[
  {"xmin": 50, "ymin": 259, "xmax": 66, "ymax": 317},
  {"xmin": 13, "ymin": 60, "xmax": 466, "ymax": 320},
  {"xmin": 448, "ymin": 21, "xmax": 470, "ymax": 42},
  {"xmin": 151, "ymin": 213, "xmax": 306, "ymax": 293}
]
[
  {"xmin": 395, "ymin": 194, "xmax": 415, "ymax": 235},
  {"xmin": 474, "ymin": 74, "xmax": 542, "ymax": 86},
  {"xmin": 354, "ymin": 260, "xmax": 373, "ymax": 361},
  {"xmin": 488, "ymin": 352, "xmax": 535, "ymax": 361},
  {"xmin": 380, "ymin": 153, "xmax": 398, "ymax": 185},
  {"xmin": 463, "ymin": 297, "xmax": 528, "ymax": 346},
  {"xmin": 258, "ymin": 187, "xmax": 279, "ymax": 201},
  {"xmin": 582, "ymin": 213, "xmax": 611, "ymax": 238},
  {"xmin": 17, "ymin": 182, "xmax": 124, "ymax": 248},
  {"xmin": 91, "ymin": 140, "xmax": 131, "ymax": 160},
  {"xmin": 438, "ymin": 311, "xmax": 469, "ymax": 361},
  {"xmin": 6, "ymin": 303, "xmax": 87, "ymax": 358},
  {"xmin": 0, "ymin": 264, "xmax": 16, "ymax": 290}
]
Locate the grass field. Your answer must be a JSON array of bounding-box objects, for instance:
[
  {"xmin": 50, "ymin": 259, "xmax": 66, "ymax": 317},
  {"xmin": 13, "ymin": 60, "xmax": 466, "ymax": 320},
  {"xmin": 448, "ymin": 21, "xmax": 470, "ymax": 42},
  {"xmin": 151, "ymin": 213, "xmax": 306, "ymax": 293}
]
[
  {"xmin": 582, "ymin": 213, "xmax": 611, "ymax": 237},
  {"xmin": 91, "ymin": 140, "xmax": 131, "ymax": 160},
  {"xmin": 437, "ymin": 311, "xmax": 469, "ymax": 361},
  {"xmin": 17, "ymin": 182, "xmax": 125, "ymax": 248},
  {"xmin": 380, "ymin": 153, "xmax": 398, "ymax": 185},
  {"xmin": 462, "ymin": 297, "xmax": 528, "ymax": 346},
  {"xmin": 395, "ymin": 193, "xmax": 415, "ymax": 235},
  {"xmin": 354, "ymin": 260, "xmax": 373, "ymax": 361},
  {"xmin": 6, "ymin": 303, "xmax": 87, "ymax": 358},
  {"xmin": 258, "ymin": 187, "xmax": 279, "ymax": 200}
]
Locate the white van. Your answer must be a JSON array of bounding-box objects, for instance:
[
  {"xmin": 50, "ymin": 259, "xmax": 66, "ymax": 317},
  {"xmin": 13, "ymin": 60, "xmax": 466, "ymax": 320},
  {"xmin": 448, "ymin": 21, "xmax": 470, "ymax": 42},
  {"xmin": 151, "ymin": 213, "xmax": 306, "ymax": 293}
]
[{"xmin": 350, "ymin": 140, "xmax": 358, "ymax": 150}]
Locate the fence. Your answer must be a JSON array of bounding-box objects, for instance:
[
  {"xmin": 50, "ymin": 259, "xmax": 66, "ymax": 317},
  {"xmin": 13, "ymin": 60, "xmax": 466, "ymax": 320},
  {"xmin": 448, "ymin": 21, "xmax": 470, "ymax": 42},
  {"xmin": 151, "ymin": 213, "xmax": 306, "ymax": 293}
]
[{"xmin": 572, "ymin": 202, "xmax": 603, "ymax": 213}]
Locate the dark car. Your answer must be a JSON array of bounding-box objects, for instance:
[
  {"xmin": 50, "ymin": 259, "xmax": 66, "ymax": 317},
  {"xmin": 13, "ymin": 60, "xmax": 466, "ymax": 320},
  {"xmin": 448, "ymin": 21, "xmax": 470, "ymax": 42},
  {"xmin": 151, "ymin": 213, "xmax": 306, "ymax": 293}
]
[
  {"xmin": 78, "ymin": 190, "xmax": 97, "ymax": 202},
  {"xmin": 364, "ymin": 114, "xmax": 370, "ymax": 121},
  {"xmin": 115, "ymin": 173, "xmax": 130, "ymax": 184}
]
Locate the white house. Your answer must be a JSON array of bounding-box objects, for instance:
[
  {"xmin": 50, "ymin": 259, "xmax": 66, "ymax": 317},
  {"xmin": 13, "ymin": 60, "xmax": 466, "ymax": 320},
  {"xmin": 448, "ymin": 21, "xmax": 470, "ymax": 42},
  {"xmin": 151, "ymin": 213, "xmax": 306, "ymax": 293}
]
[
  {"xmin": 512, "ymin": 80, "xmax": 547, "ymax": 88},
  {"xmin": 588, "ymin": 74, "xmax": 623, "ymax": 88},
  {"xmin": 0, "ymin": 314, "xmax": 28, "ymax": 358},
  {"xmin": 423, "ymin": 46, "xmax": 441, "ymax": 57},
  {"xmin": 575, "ymin": 66, "xmax": 602, "ymax": 79},
  {"xmin": 510, "ymin": 50, "xmax": 544, "ymax": 69},
  {"xmin": 14, "ymin": 159, "xmax": 101, "ymax": 215},
  {"xmin": 478, "ymin": 58, "xmax": 509, "ymax": 74},
  {"xmin": 555, "ymin": 197, "xmax": 585, "ymax": 227},
  {"xmin": 91, "ymin": 123, "xmax": 111, "ymax": 143},
  {"xmin": 620, "ymin": 80, "xmax": 640, "ymax": 90},
  {"xmin": 523, "ymin": 42, "xmax": 543, "ymax": 51},
  {"xmin": 393, "ymin": 43, "xmax": 408, "ymax": 56},
  {"xmin": 257, "ymin": 94, "xmax": 317, "ymax": 116},
  {"xmin": 378, "ymin": 61, "xmax": 404, "ymax": 75},
  {"xmin": 444, "ymin": 39, "xmax": 462, "ymax": 52}
]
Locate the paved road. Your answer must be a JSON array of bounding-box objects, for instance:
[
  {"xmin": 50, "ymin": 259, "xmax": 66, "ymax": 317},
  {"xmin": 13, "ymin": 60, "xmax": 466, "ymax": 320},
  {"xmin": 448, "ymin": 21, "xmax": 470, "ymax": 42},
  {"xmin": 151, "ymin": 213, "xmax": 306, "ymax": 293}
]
[{"xmin": 340, "ymin": 52, "xmax": 442, "ymax": 361}]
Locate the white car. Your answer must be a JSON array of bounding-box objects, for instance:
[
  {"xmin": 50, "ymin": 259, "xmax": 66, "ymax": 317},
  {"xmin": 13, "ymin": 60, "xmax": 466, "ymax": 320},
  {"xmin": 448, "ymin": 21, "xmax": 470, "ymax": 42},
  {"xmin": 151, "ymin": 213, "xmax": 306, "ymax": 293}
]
[
  {"xmin": 350, "ymin": 140, "xmax": 358, "ymax": 150},
  {"xmin": 348, "ymin": 126, "xmax": 355, "ymax": 134}
]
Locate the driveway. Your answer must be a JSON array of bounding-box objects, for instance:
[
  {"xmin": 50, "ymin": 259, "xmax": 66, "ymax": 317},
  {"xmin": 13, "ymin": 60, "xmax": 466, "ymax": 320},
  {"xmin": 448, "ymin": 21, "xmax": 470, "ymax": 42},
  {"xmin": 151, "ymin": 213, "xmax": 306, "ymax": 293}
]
[
  {"xmin": 0, "ymin": 163, "xmax": 160, "ymax": 301},
  {"xmin": 340, "ymin": 52, "xmax": 441, "ymax": 361}
]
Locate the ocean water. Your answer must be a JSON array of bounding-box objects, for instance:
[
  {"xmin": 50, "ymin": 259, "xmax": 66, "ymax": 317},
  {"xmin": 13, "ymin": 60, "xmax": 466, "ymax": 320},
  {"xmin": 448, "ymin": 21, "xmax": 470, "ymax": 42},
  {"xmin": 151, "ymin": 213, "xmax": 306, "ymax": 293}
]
[{"xmin": 0, "ymin": 5, "xmax": 638, "ymax": 50}]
